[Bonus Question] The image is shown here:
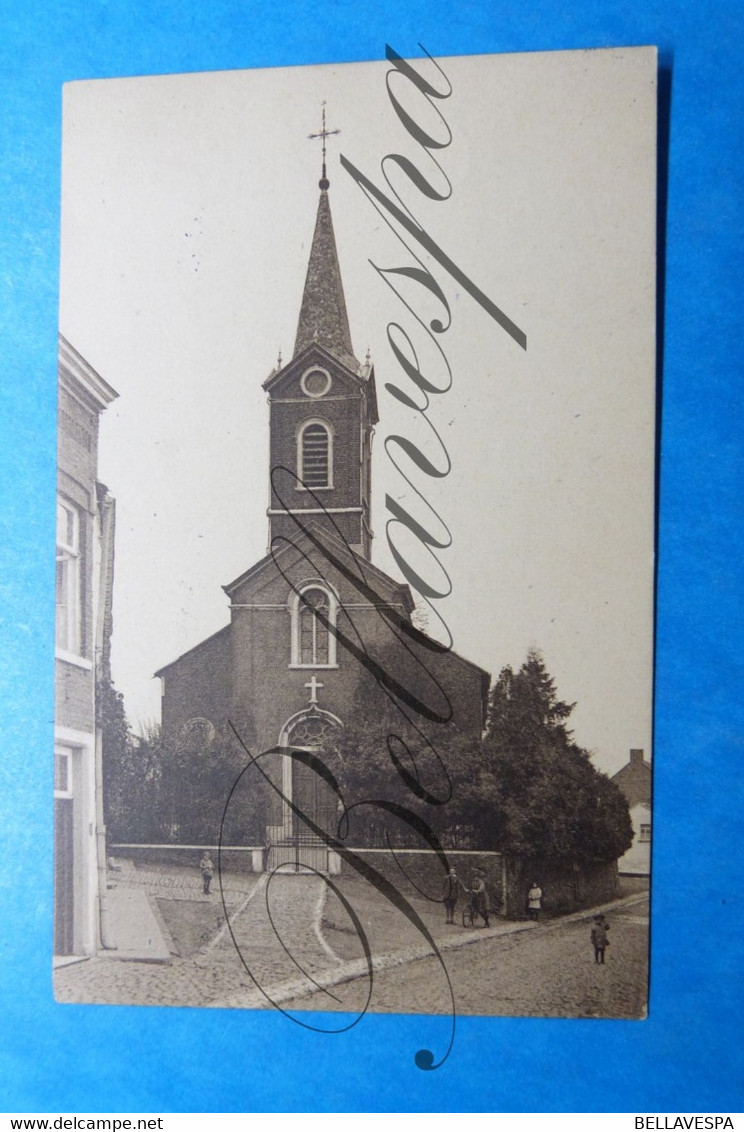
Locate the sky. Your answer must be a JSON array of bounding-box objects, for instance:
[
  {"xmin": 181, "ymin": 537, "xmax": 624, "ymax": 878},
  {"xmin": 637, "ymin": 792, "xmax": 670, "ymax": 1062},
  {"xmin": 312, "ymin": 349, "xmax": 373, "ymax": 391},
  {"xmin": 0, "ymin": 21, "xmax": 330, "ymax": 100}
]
[{"xmin": 59, "ymin": 48, "xmax": 656, "ymax": 775}]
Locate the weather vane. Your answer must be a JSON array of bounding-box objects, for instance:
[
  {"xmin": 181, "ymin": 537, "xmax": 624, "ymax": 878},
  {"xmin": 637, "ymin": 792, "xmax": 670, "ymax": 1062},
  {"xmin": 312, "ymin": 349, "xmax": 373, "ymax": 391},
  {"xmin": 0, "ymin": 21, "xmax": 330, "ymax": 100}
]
[{"xmin": 308, "ymin": 102, "xmax": 340, "ymax": 189}]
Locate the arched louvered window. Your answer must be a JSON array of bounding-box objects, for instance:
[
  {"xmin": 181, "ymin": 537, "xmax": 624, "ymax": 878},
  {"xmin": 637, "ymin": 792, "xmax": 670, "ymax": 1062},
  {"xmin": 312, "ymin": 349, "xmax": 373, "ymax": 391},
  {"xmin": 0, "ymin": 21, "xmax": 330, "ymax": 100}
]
[{"xmin": 298, "ymin": 420, "xmax": 332, "ymax": 489}]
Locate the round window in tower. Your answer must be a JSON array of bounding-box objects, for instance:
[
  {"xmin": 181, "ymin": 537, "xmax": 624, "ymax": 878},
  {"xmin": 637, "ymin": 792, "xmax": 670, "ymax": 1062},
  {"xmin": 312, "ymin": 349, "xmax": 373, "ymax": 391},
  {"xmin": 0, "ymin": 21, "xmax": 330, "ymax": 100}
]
[{"xmin": 300, "ymin": 366, "xmax": 332, "ymax": 399}]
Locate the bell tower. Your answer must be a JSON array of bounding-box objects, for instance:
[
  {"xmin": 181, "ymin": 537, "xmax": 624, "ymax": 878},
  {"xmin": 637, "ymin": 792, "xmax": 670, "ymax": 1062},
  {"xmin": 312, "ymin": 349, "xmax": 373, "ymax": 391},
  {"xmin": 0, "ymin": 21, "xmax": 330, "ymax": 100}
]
[{"xmin": 263, "ymin": 115, "xmax": 377, "ymax": 558}]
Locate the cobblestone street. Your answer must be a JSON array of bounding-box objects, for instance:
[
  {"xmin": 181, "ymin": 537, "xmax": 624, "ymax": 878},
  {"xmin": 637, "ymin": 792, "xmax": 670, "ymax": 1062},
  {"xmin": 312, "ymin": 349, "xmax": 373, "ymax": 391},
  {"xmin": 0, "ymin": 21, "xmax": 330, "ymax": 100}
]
[
  {"xmin": 55, "ymin": 864, "xmax": 344, "ymax": 1009},
  {"xmin": 283, "ymin": 895, "xmax": 649, "ymax": 1019},
  {"xmin": 54, "ymin": 862, "xmax": 648, "ymax": 1019}
]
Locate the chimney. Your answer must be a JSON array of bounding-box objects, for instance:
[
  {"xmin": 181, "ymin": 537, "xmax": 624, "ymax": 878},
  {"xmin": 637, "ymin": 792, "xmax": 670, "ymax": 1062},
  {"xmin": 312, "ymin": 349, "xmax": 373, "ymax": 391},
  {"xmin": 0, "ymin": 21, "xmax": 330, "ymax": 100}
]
[{"xmin": 630, "ymin": 748, "xmax": 644, "ymax": 765}]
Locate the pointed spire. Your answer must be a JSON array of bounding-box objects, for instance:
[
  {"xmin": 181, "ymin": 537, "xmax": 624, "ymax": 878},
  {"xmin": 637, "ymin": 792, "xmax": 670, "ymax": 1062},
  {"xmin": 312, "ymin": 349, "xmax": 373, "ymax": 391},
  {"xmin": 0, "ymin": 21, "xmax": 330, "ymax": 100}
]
[
  {"xmin": 293, "ymin": 107, "xmax": 357, "ymax": 370},
  {"xmin": 293, "ymin": 184, "xmax": 357, "ymax": 369}
]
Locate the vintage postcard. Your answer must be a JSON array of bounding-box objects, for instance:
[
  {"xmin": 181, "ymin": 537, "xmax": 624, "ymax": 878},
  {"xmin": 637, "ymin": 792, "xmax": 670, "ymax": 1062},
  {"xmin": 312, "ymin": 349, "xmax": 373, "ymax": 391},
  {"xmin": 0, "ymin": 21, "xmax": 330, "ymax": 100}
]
[{"xmin": 54, "ymin": 47, "xmax": 655, "ymax": 1051}]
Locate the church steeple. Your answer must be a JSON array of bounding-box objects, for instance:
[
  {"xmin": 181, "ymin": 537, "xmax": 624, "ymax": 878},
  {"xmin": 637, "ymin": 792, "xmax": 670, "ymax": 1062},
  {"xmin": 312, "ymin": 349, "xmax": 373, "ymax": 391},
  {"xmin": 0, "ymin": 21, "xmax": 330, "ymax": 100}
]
[
  {"xmin": 292, "ymin": 183, "xmax": 358, "ymax": 372},
  {"xmin": 293, "ymin": 106, "xmax": 358, "ymax": 372},
  {"xmin": 263, "ymin": 113, "xmax": 377, "ymax": 560}
]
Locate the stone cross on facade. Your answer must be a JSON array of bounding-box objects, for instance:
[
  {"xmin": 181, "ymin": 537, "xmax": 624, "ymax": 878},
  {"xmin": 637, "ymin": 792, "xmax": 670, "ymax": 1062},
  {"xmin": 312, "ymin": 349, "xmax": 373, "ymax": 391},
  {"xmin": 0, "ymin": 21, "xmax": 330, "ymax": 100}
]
[{"xmin": 304, "ymin": 674, "xmax": 324, "ymax": 705}]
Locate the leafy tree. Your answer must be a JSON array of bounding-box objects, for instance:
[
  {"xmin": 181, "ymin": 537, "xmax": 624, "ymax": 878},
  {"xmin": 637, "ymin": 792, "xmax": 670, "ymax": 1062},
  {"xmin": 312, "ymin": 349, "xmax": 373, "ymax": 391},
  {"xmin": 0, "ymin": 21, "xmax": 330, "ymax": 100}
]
[
  {"xmin": 330, "ymin": 647, "xmax": 632, "ymax": 862},
  {"xmin": 321, "ymin": 637, "xmax": 488, "ymax": 849},
  {"xmin": 100, "ymin": 683, "xmax": 267, "ymax": 846},
  {"xmin": 98, "ymin": 677, "xmax": 151, "ymax": 843},
  {"xmin": 486, "ymin": 650, "xmax": 574, "ymax": 750},
  {"xmin": 326, "ymin": 694, "xmax": 480, "ymax": 848},
  {"xmin": 136, "ymin": 722, "xmax": 267, "ymax": 845}
]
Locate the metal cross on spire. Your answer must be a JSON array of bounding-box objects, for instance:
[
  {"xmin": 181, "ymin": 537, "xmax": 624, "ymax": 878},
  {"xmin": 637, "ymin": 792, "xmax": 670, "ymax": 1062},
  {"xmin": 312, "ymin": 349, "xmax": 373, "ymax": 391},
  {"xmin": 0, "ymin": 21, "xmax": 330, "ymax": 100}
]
[{"xmin": 308, "ymin": 102, "xmax": 340, "ymax": 190}]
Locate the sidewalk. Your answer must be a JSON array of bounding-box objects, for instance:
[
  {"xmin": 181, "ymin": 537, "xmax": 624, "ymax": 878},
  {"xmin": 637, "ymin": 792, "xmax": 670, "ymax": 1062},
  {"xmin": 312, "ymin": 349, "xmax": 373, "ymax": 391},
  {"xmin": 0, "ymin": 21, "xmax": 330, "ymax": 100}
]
[
  {"xmin": 96, "ymin": 858, "xmax": 258, "ymax": 964},
  {"xmin": 100, "ymin": 885, "xmax": 171, "ymax": 963}
]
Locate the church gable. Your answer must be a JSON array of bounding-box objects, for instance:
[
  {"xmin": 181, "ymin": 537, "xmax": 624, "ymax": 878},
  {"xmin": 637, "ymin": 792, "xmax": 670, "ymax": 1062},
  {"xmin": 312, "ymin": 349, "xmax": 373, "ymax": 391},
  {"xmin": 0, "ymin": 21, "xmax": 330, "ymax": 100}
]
[
  {"xmin": 155, "ymin": 624, "xmax": 232, "ymax": 737},
  {"xmin": 223, "ymin": 522, "xmax": 414, "ymax": 614},
  {"xmin": 262, "ymin": 342, "xmax": 364, "ymax": 402}
]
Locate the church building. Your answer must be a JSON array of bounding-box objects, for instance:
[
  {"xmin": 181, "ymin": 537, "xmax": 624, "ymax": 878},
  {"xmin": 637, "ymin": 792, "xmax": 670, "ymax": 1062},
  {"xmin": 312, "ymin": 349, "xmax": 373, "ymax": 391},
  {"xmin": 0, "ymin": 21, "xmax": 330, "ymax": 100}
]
[{"xmin": 155, "ymin": 156, "xmax": 490, "ymax": 872}]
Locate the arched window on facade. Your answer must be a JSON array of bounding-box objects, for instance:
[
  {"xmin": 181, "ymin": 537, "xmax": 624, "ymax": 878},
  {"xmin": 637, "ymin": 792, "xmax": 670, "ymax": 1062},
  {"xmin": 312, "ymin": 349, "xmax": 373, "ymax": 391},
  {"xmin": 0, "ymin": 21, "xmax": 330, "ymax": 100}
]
[
  {"xmin": 298, "ymin": 419, "xmax": 332, "ymax": 489},
  {"xmin": 286, "ymin": 710, "xmax": 340, "ymax": 750},
  {"xmin": 290, "ymin": 583, "xmax": 338, "ymax": 667}
]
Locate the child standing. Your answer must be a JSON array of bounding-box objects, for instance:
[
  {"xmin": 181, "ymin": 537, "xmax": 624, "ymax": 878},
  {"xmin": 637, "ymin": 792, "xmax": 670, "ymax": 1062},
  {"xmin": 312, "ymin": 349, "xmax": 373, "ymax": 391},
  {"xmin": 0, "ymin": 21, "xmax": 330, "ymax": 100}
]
[
  {"xmin": 590, "ymin": 914, "xmax": 610, "ymax": 963},
  {"xmin": 527, "ymin": 881, "xmax": 542, "ymax": 921},
  {"xmin": 200, "ymin": 852, "xmax": 214, "ymax": 896}
]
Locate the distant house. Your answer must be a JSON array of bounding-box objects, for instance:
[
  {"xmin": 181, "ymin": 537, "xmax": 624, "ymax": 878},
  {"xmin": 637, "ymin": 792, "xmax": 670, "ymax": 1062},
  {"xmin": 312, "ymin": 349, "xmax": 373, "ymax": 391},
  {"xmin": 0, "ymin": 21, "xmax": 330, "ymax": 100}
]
[
  {"xmin": 55, "ymin": 336, "xmax": 117, "ymax": 958},
  {"xmin": 612, "ymin": 748, "xmax": 651, "ymax": 876}
]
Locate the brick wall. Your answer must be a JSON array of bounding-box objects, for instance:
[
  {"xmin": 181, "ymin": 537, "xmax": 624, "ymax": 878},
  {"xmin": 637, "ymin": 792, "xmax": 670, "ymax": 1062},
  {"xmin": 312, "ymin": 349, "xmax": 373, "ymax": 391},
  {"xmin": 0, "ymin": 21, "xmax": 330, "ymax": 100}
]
[
  {"xmin": 503, "ymin": 856, "xmax": 619, "ymax": 916},
  {"xmin": 267, "ymin": 350, "xmax": 372, "ymax": 554},
  {"xmin": 55, "ymin": 661, "xmax": 94, "ymax": 732},
  {"xmin": 58, "ymin": 385, "xmax": 98, "ymax": 492},
  {"xmin": 57, "ymin": 377, "xmax": 99, "ymax": 730},
  {"xmin": 111, "ymin": 842, "xmax": 620, "ymax": 920},
  {"xmin": 160, "ymin": 626, "xmax": 232, "ymax": 737}
]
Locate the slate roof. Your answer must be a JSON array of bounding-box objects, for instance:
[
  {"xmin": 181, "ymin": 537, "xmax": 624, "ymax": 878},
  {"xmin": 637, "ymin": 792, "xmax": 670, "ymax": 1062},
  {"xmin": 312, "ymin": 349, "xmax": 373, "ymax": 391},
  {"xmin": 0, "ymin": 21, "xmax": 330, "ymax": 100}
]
[{"xmin": 293, "ymin": 187, "xmax": 358, "ymax": 372}]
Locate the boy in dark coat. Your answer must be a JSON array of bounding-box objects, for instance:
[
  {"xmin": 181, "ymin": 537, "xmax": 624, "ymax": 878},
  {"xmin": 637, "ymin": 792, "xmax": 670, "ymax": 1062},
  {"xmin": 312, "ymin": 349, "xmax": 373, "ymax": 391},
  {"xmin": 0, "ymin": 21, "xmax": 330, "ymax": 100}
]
[{"xmin": 590, "ymin": 914, "xmax": 610, "ymax": 963}]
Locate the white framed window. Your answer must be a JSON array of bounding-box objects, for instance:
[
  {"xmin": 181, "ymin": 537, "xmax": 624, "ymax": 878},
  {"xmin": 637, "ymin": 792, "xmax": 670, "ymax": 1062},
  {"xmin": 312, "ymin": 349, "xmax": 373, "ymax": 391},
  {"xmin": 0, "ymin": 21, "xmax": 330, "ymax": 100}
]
[
  {"xmin": 289, "ymin": 583, "xmax": 338, "ymax": 668},
  {"xmin": 297, "ymin": 419, "xmax": 333, "ymax": 490},
  {"xmin": 639, "ymin": 823, "xmax": 651, "ymax": 842},
  {"xmin": 56, "ymin": 498, "xmax": 82, "ymax": 656},
  {"xmin": 54, "ymin": 746, "xmax": 74, "ymax": 798}
]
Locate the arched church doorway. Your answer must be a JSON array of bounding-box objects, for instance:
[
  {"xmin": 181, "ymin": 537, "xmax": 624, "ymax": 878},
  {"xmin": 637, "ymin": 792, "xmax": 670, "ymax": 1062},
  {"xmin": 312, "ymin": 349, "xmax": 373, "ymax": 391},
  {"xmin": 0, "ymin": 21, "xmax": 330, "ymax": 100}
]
[{"xmin": 267, "ymin": 708, "xmax": 342, "ymax": 874}]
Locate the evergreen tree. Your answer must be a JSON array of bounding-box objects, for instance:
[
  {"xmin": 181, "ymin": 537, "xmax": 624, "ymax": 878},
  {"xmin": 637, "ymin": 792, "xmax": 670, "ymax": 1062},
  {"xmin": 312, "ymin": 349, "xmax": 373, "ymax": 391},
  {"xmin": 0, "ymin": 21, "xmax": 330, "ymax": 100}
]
[{"xmin": 478, "ymin": 649, "xmax": 633, "ymax": 861}]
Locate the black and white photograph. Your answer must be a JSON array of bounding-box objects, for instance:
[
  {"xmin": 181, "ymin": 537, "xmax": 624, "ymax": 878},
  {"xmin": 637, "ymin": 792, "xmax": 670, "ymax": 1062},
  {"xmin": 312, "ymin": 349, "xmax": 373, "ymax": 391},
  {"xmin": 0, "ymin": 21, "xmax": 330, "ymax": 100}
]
[{"xmin": 53, "ymin": 47, "xmax": 656, "ymax": 1025}]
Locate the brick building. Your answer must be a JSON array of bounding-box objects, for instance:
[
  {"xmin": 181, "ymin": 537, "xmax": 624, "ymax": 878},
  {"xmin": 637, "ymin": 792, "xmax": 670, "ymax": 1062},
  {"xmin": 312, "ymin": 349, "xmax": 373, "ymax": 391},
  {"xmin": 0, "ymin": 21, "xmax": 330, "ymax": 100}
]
[
  {"xmin": 155, "ymin": 171, "xmax": 490, "ymax": 870},
  {"xmin": 55, "ymin": 336, "xmax": 117, "ymax": 955},
  {"xmin": 612, "ymin": 747, "xmax": 651, "ymax": 875}
]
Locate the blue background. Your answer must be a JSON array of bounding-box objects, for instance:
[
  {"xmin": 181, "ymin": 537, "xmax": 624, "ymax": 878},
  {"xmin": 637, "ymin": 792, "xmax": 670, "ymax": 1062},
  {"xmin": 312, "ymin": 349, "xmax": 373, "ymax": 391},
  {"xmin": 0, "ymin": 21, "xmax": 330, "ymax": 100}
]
[{"xmin": 1, "ymin": 0, "xmax": 742, "ymax": 1114}]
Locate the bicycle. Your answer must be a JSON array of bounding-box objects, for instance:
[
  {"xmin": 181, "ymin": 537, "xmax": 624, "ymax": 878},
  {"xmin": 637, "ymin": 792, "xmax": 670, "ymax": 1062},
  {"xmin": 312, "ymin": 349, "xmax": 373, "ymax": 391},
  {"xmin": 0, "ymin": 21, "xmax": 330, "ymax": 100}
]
[{"xmin": 462, "ymin": 893, "xmax": 489, "ymax": 928}]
